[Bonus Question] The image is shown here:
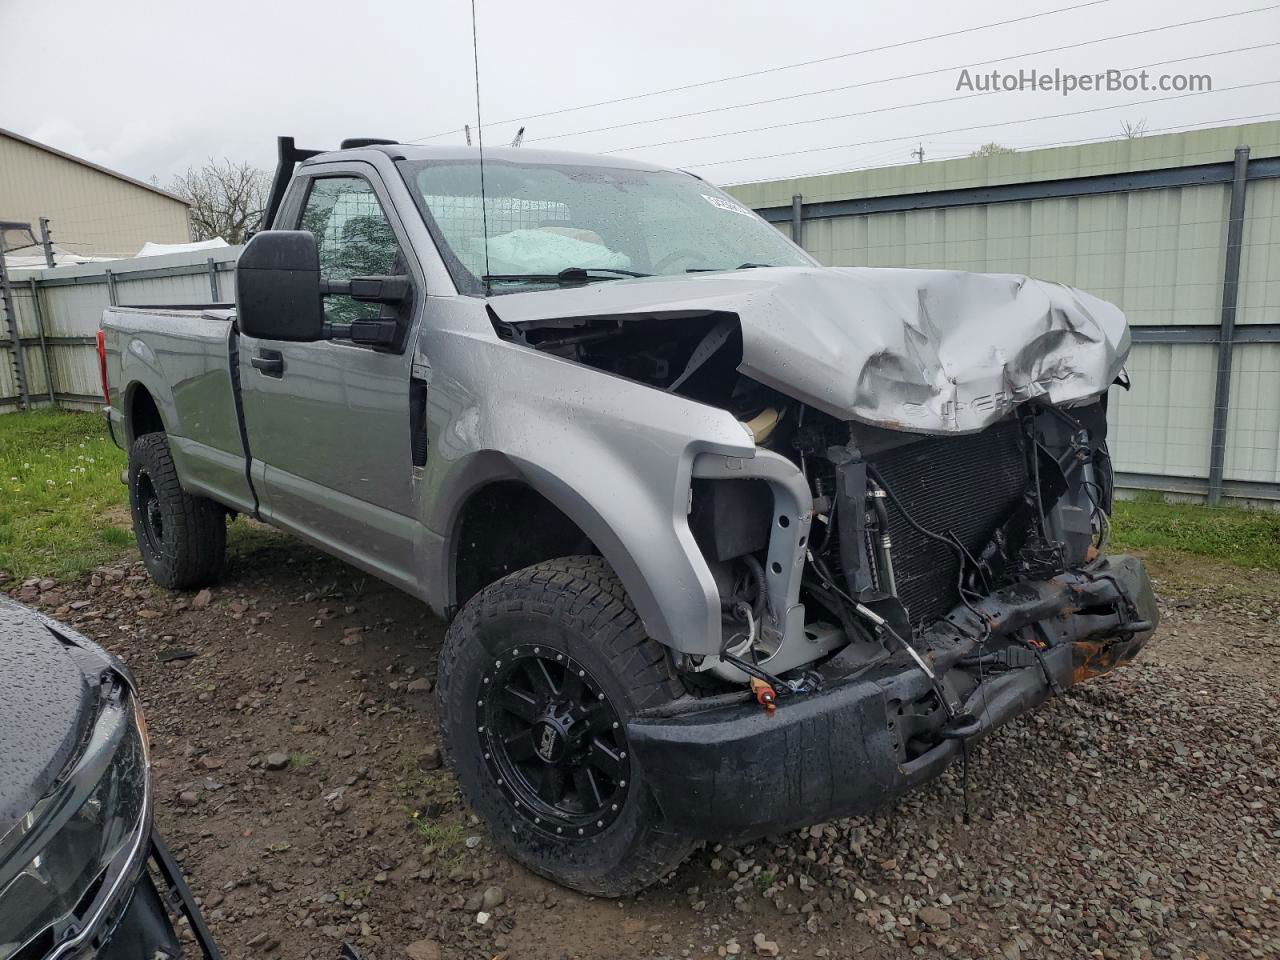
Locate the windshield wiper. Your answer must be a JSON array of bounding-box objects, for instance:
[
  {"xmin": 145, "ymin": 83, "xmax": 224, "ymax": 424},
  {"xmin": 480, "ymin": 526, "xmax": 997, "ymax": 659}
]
[
  {"xmin": 685, "ymin": 262, "xmax": 776, "ymax": 273},
  {"xmin": 483, "ymin": 266, "xmax": 652, "ymax": 285}
]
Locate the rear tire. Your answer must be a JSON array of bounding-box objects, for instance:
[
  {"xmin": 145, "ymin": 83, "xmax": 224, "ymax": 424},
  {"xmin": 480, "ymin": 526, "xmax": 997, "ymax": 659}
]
[
  {"xmin": 128, "ymin": 432, "xmax": 226, "ymax": 590},
  {"xmin": 437, "ymin": 555, "xmax": 694, "ymax": 896}
]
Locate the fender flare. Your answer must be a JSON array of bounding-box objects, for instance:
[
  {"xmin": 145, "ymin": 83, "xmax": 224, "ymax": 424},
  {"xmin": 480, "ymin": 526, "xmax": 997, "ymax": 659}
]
[{"xmin": 428, "ymin": 449, "xmax": 698, "ymax": 652}]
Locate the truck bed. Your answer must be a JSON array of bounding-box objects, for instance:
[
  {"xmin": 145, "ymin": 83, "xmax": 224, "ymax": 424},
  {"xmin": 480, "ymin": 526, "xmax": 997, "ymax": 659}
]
[{"xmin": 101, "ymin": 306, "xmax": 255, "ymax": 514}]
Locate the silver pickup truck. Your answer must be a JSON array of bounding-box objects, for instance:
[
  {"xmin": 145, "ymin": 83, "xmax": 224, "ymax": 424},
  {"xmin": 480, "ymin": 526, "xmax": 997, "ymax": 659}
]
[{"xmin": 101, "ymin": 136, "xmax": 1158, "ymax": 896}]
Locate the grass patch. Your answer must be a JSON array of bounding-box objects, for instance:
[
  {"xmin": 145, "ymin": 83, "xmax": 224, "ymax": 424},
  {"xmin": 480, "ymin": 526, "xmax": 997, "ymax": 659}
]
[
  {"xmin": 0, "ymin": 410, "xmax": 129, "ymax": 581},
  {"xmin": 1110, "ymin": 494, "xmax": 1280, "ymax": 571},
  {"xmin": 288, "ymin": 752, "xmax": 317, "ymax": 769},
  {"xmin": 0, "ymin": 410, "xmax": 280, "ymax": 584},
  {"xmin": 413, "ymin": 818, "xmax": 467, "ymax": 861},
  {"xmin": 754, "ymin": 870, "xmax": 777, "ymax": 892}
]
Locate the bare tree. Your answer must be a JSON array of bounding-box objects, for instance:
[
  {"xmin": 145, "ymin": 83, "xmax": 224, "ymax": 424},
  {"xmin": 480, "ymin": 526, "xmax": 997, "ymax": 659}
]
[
  {"xmin": 1120, "ymin": 118, "xmax": 1148, "ymax": 139},
  {"xmin": 168, "ymin": 159, "xmax": 271, "ymax": 244},
  {"xmin": 969, "ymin": 142, "xmax": 1017, "ymax": 158}
]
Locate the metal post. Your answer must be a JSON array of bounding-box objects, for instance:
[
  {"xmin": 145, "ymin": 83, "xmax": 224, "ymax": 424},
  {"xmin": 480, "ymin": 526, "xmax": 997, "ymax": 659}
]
[
  {"xmin": 0, "ymin": 240, "xmax": 31, "ymax": 410},
  {"xmin": 791, "ymin": 194, "xmax": 804, "ymax": 249},
  {"xmin": 39, "ymin": 217, "xmax": 55, "ymax": 268},
  {"xmin": 105, "ymin": 268, "xmax": 118, "ymax": 306},
  {"xmin": 1207, "ymin": 145, "xmax": 1250, "ymax": 506},
  {"xmin": 206, "ymin": 257, "xmax": 220, "ymax": 301},
  {"xmin": 28, "ymin": 278, "xmax": 56, "ymax": 404}
]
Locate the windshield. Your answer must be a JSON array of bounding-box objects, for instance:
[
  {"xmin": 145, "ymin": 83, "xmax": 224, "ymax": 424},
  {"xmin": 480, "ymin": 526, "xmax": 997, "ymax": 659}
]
[{"xmin": 397, "ymin": 157, "xmax": 812, "ymax": 295}]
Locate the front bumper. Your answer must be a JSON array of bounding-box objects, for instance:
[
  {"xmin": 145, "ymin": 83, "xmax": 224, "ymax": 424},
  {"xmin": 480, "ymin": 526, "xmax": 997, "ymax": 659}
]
[
  {"xmin": 121, "ymin": 834, "xmax": 222, "ymax": 960},
  {"xmin": 48, "ymin": 834, "xmax": 221, "ymax": 960},
  {"xmin": 629, "ymin": 554, "xmax": 1158, "ymax": 841}
]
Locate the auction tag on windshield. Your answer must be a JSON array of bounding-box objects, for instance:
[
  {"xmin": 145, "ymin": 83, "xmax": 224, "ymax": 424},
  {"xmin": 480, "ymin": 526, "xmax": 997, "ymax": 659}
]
[{"xmin": 701, "ymin": 194, "xmax": 755, "ymax": 218}]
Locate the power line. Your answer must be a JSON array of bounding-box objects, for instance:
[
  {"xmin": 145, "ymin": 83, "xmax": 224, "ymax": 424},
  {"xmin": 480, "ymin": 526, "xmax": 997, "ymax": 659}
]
[
  {"xmin": 603, "ymin": 44, "xmax": 1277, "ymax": 155},
  {"xmin": 679, "ymin": 79, "xmax": 1280, "ymax": 169},
  {"xmin": 527, "ymin": 5, "xmax": 1280, "ymax": 146},
  {"xmin": 404, "ymin": 0, "xmax": 1118, "ymax": 143}
]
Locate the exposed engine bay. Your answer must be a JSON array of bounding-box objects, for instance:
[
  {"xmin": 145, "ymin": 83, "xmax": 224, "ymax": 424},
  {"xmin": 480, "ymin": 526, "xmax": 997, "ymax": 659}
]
[{"xmin": 495, "ymin": 306, "xmax": 1150, "ymax": 754}]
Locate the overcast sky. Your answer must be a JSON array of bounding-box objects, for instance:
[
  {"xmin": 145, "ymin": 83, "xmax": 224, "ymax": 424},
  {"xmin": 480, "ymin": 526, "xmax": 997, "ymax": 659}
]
[{"xmin": 2, "ymin": 0, "xmax": 1276, "ymax": 188}]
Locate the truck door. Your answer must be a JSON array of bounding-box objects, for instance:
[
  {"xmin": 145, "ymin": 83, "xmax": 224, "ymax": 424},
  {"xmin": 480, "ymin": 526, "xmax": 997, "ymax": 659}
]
[{"xmin": 237, "ymin": 165, "xmax": 422, "ymax": 591}]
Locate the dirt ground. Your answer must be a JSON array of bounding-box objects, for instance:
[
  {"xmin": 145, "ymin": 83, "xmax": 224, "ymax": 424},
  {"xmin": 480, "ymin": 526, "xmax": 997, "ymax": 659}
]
[{"xmin": 7, "ymin": 528, "xmax": 1278, "ymax": 960}]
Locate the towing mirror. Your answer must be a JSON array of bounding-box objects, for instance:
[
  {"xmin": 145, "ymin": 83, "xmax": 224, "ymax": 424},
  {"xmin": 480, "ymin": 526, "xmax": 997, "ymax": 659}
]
[{"xmin": 236, "ymin": 230, "xmax": 325, "ymax": 341}]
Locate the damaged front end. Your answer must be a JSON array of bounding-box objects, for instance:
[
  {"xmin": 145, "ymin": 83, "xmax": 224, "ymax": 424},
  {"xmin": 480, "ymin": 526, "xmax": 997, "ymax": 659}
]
[
  {"xmin": 626, "ymin": 397, "xmax": 1159, "ymax": 839},
  {"xmin": 493, "ymin": 267, "xmax": 1157, "ymax": 839}
]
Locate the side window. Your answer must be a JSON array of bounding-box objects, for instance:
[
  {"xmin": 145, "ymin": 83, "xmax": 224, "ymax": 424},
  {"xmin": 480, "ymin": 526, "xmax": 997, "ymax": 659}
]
[{"xmin": 299, "ymin": 176, "xmax": 401, "ymax": 325}]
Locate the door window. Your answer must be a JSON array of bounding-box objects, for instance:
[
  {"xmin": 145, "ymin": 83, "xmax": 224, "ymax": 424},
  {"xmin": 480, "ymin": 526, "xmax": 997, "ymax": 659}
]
[{"xmin": 299, "ymin": 176, "xmax": 402, "ymax": 324}]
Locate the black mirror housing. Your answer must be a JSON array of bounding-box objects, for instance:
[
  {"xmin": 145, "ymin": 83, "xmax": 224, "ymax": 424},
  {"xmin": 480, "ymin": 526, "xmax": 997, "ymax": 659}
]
[{"xmin": 236, "ymin": 231, "xmax": 325, "ymax": 341}]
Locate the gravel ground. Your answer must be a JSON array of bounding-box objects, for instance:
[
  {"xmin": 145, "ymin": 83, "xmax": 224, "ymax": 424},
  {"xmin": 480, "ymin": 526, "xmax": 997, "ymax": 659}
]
[{"xmin": 6, "ymin": 529, "xmax": 1278, "ymax": 960}]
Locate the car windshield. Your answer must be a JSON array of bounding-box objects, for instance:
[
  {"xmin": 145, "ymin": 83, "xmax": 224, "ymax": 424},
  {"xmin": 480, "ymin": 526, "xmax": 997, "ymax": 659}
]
[{"xmin": 397, "ymin": 156, "xmax": 812, "ymax": 295}]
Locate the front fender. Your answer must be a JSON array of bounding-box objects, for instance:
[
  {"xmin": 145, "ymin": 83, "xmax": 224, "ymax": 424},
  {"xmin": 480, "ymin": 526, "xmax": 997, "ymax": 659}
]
[{"xmin": 422, "ymin": 330, "xmax": 756, "ymax": 655}]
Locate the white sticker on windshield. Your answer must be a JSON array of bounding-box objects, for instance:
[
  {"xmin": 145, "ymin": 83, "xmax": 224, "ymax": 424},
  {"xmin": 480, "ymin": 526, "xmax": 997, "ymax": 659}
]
[{"xmin": 701, "ymin": 194, "xmax": 755, "ymax": 218}]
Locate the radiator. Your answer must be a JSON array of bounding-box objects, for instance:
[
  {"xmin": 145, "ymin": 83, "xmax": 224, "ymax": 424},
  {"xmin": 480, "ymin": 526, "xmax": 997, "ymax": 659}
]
[{"xmin": 869, "ymin": 418, "xmax": 1030, "ymax": 626}]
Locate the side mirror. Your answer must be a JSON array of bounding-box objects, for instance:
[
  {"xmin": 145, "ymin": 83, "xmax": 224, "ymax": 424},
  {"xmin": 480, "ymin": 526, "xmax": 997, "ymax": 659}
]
[{"xmin": 236, "ymin": 231, "xmax": 325, "ymax": 341}]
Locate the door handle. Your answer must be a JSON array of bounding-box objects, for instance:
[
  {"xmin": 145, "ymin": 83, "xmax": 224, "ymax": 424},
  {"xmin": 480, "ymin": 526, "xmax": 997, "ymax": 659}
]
[{"xmin": 251, "ymin": 350, "xmax": 284, "ymax": 377}]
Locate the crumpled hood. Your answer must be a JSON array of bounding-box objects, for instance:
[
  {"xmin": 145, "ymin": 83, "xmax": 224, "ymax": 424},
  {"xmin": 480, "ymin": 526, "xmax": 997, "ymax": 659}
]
[{"xmin": 492, "ymin": 266, "xmax": 1130, "ymax": 434}]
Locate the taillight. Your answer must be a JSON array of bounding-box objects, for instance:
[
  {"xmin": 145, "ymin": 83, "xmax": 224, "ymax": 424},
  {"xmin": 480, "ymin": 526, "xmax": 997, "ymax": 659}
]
[{"xmin": 96, "ymin": 330, "xmax": 110, "ymax": 405}]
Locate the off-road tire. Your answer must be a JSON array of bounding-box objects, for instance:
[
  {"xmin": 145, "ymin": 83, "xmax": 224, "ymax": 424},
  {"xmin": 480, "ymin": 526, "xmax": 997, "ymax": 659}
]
[
  {"xmin": 438, "ymin": 555, "xmax": 694, "ymax": 896},
  {"xmin": 128, "ymin": 432, "xmax": 226, "ymax": 590}
]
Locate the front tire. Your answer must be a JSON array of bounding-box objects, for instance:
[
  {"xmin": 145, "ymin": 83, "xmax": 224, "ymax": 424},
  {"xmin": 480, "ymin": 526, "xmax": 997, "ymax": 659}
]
[
  {"xmin": 437, "ymin": 556, "xmax": 694, "ymax": 896},
  {"xmin": 128, "ymin": 432, "xmax": 226, "ymax": 590}
]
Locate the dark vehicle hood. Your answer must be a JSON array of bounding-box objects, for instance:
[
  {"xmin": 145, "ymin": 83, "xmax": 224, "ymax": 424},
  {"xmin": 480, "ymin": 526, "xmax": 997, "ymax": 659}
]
[
  {"xmin": 491, "ymin": 266, "xmax": 1130, "ymax": 434},
  {"xmin": 0, "ymin": 597, "xmax": 112, "ymax": 836}
]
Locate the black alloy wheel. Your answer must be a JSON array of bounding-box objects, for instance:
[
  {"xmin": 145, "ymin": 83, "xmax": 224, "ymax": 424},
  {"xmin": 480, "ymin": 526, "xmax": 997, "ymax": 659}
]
[
  {"xmin": 480, "ymin": 644, "xmax": 630, "ymax": 838},
  {"xmin": 437, "ymin": 555, "xmax": 695, "ymax": 896},
  {"xmin": 134, "ymin": 467, "xmax": 166, "ymax": 561},
  {"xmin": 127, "ymin": 432, "xmax": 226, "ymax": 590}
]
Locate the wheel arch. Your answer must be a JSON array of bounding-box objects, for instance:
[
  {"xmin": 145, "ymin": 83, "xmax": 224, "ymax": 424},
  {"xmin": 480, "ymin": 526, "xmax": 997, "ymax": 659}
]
[
  {"xmin": 124, "ymin": 381, "xmax": 165, "ymax": 445},
  {"xmin": 433, "ymin": 451, "xmax": 681, "ymax": 650},
  {"xmin": 117, "ymin": 335, "xmax": 183, "ymax": 446}
]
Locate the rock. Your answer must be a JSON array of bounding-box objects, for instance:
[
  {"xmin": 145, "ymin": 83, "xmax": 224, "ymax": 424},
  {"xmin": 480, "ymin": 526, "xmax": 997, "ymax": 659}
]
[
  {"xmin": 464, "ymin": 836, "xmax": 482, "ymax": 849},
  {"xmin": 475, "ymin": 911, "xmax": 491, "ymax": 925},
  {"xmin": 480, "ymin": 886, "xmax": 506, "ymax": 910},
  {"xmin": 192, "ymin": 589, "xmax": 213, "ymax": 608},
  {"xmin": 263, "ymin": 752, "xmax": 290, "ymax": 771},
  {"xmin": 418, "ymin": 744, "xmax": 442, "ymax": 771},
  {"xmin": 404, "ymin": 940, "xmax": 441, "ymax": 960},
  {"xmin": 752, "ymin": 933, "xmax": 780, "ymax": 957},
  {"xmin": 246, "ymin": 932, "xmax": 279, "ymax": 952},
  {"xmin": 177, "ymin": 790, "xmax": 200, "ymax": 807},
  {"xmin": 917, "ymin": 906, "xmax": 951, "ymax": 929},
  {"xmin": 406, "ymin": 677, "xmax": 432, "ymax": 694}
]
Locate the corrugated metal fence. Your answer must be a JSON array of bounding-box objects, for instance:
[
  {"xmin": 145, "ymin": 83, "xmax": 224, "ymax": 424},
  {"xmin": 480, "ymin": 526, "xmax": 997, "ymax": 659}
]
[{"xmin": 1, "ymin": 247, "xmax": 239, "ymax": 411}]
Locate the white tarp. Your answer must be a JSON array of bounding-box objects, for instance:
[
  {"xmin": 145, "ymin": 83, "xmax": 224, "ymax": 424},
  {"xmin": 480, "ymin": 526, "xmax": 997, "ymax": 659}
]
[
  {"xmin": 3, "ymin": 245, "xmax": 115, "ymax": 270},
  {"xmin": 135, "ymin": 238, "xmax": 229, "ymax": 258}
]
